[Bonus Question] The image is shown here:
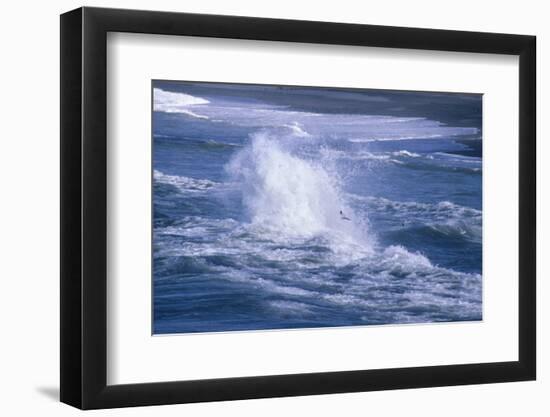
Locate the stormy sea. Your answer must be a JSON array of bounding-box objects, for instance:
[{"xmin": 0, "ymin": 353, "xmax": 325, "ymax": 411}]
[{"xmin": 152, "ymin": 81, "xmax": 482, "ymax": 334}]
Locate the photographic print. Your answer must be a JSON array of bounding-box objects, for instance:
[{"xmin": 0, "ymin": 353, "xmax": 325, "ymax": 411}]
[{"xmin": 152, "ymin": 81, "xmax": 482, "ymax": 335}]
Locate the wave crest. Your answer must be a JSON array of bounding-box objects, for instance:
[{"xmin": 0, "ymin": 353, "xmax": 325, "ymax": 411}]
[
  {"xmin": 153, "ymin": 88, "xmax": 209, "ymax": 115},
  {"xmin": 153, "ymin": 170, "xmax": 217, "ymax": 192},
  {"xmin": 225, "ymin": 131, "xmax": 370, "ymax": 247}
]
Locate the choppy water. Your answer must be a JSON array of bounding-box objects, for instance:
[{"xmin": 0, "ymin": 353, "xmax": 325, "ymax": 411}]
[{"xmin": 153, "ymin": 82, "xmax": 482, "ymax": 334}]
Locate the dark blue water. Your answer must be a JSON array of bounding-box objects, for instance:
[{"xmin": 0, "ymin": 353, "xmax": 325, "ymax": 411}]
[{"xmin": 152, "ymin": 81, "xmax": 482, "ymax": 334}]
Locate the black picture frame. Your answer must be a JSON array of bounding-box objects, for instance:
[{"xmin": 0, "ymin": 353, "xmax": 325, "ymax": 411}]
[{"xmin": 60, "ymin": 6, "xmax": 536, "ymax": 410}]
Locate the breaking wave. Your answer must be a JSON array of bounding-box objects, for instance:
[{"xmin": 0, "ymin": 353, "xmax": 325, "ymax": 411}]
[
  {"xmin": 225, "ymin": 131, "xmax": 370, "ymax": 250},
  {"xmin": 152, "ymin": 84, "xmax": 483, "ymax": 332},
  {"xmin": 154, "ymin": 170, "xmax": 217, "ymax": 192},
  {"xmin": 153, "ymin": 88, "xmax": 209, "ymax": 115}
]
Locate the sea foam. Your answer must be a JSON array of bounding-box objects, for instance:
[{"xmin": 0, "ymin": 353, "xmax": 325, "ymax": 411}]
[
  {"xmin": 226, "ymin": 131, "xmax": 370, "ymax": 249},
  {"xmin": 153, "ymin": 170, "xmax": 217, "ymax": 192},
  {"xmin": 153, "ymin": 88, "xmax": 209, "ymax": 115}
]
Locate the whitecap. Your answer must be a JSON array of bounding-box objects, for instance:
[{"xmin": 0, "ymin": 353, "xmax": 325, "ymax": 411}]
[
  {"xmin": 153, "ymin": 88, "xmax": 210, "ymax": 115},
  {"xmin": 392, "ymin": 150, "xmax": 421, "ymax": 157},
  {"xmin": 153, "ymin": 170, "xmax": 217, "ymax": 192},
  {"xmin": 225, "ymin": 131, "xmax": 371, "ymax": 251}
]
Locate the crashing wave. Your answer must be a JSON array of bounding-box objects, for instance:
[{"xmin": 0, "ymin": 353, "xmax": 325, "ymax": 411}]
[{"xmin": 225, "ymin": 131, "xmax": 370, "ymax": 250}]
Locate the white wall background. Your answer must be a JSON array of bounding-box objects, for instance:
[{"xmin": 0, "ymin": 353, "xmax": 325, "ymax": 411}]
[{"xmin": 0, "ymin": 0, "xmax": 546, "ymax": 415}]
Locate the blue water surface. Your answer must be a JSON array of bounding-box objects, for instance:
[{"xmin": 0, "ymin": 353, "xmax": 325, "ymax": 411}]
[{"xmin": 152, "ymin": 82, "xmax": 482, "ymax": 334}]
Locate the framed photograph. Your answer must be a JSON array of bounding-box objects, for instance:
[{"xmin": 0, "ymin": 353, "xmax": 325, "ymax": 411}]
[{"xmin": 60, "ymin": 6, "xmax": 536, "ymax": 409}]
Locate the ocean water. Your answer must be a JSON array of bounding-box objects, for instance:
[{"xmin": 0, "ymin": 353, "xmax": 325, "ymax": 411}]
[{"xmin": 152, "ymin": 81, "xmax": 482, "ymax": 334}]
